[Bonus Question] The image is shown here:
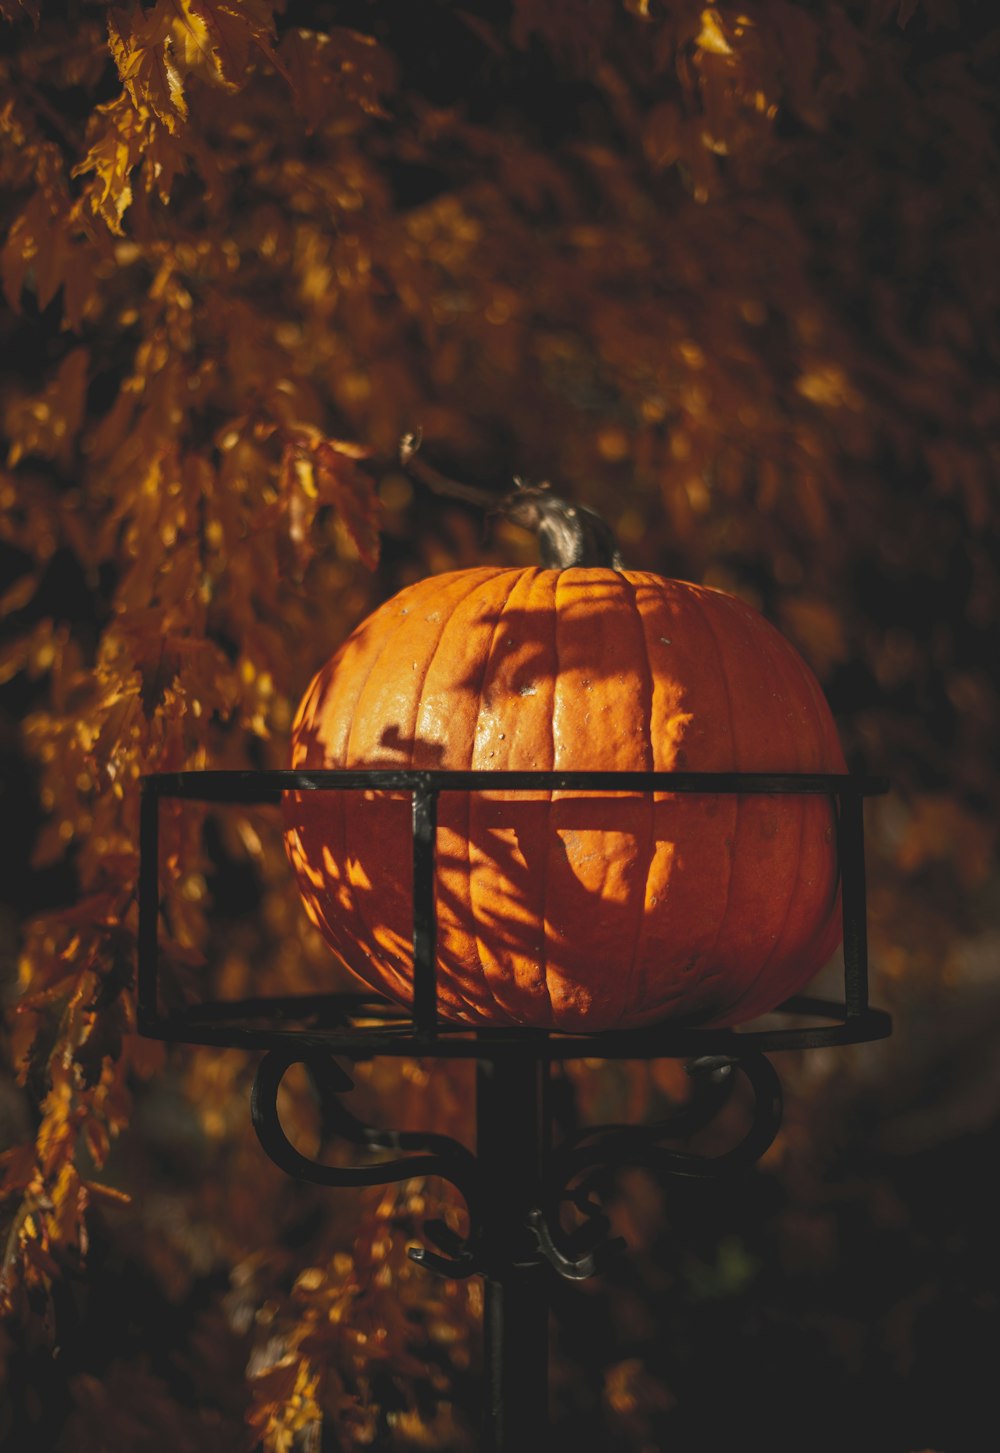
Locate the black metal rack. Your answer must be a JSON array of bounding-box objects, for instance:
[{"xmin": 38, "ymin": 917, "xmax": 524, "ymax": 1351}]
[{"xmin": 137, "ymin": 768, "xmax": 890, "ymax": 1451}]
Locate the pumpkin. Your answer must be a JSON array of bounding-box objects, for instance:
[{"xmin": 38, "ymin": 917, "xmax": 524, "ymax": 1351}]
[{"xmin": 282, "ymin": 559, "xmax": 847, "ymax": 1032}]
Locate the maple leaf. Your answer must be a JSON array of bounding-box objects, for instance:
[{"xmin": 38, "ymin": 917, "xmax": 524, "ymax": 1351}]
[
  {"xmin": 140, "ymin": 117, "xmax": 189, "ymax": 203},
  {"xmin": 0, "ymin": 571, "xmax": 39, "ymax": 618},
  {"xmin": 172, "ymin": 0, "xmax": 283, "ymax": 90},
  {"xmin": 695, "ymin": 7, "xmax": 734, "ymax": 58},
  {"xmin": 281, "ymin": 428, "xmax": 380, "ymax": 570},
  {"xmin": 71, "ymin": 94, "xmax": 146, "ymax": 233},
  {"xmin": 108, "ymin": 1, "xmax": 188, "ymax": 133},
  {"xmin": 1, "ymin": 139, "xmax": 102, "ymax": 328}
]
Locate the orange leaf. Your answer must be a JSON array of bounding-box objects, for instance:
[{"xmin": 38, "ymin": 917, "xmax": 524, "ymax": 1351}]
[
  {"xmin": 108, "ymin": 1, "xmax": 188, "ymax": 132},
  {"xmin": 71, "ymin": 95, "xmax": 146, "ymax": 234},
  {"xmin": 0, "ymin": 571, "xmax": 39, "ymax": 618},
  {"xmin": 695, "ymin": 8, "xmax": 733, "ymax": 58},
  {"xmin": 311, "ymin": 439, "xmax": 381, "ymax": 569},
  {"xmin": 282, "ymin": 429, "xmax": 380, "ymax": 569},
  {"xmin": 174, "ymin": 0, "xmax": 282, "ymax": 90}
]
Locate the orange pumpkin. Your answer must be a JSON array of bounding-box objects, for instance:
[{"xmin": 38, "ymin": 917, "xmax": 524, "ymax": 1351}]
[{"xmin": 282, "ymin": 565, "xmax": 846, "ymax": 1031}]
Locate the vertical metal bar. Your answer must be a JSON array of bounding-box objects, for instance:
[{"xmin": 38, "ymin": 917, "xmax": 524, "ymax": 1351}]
[
  {"xmin": 411, "ymin": 779, "xmax": 438, "ymax": 1035},
  {"xmin": 137, "ymin": 779, "xmax": 160, "ymax": 1033},
  {"xmin": 837, "ymin": 787, "xmax": 870, "ymax": 1019},
  {"xmin": 478, "ymin": 1053, "xmax": 549, "ymax": 1452}
]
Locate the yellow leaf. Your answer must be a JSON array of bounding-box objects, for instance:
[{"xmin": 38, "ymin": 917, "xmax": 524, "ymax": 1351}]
[
  {"xmin": 1, "ymin": 189, "xmax": 100, "ymax": 328},
  {"xmin": 141, "ymin": 119, "xmax": 187, "ymax": 204},
  {"xmin": 0, "ymin": 637, "xmax": 30, "ymax": 686},
  {"xmin": 795, "ymin": 362, "xmax": 862, "ymax": 411},
  {"xmin": 173, "ymin": 0, "xmax": 280, "ymax": 90},
  {"xmin": 0, "ymin": 572, "xmax": 38, "ymax": 617},
  {"xmin": 281, "ymin": 428, "xmax": 380, "ymax": 569},
  {"xmin": 72, "ymin": 96, "xmax": 145, "ymax": 234},
  {"xmin": 696, "ymin": 8, "xmax": 734, "ymax": 57},
  {"xmin": 108, "ymin": 1, "xmax": 188, "ymax": 133}
]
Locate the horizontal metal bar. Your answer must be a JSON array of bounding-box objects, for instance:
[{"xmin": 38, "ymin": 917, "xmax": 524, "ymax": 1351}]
[
  {"xmin": 142, "ymin": 768, "xmax": 889, "ymax": 800},
  {"xmin": 137, "ymin": 998, "xmax": 891, "ymax": 1059}
]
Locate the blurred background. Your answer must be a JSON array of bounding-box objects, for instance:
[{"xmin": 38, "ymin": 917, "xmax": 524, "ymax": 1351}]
[{"xmin": 1, "ymin": 2, "xmax": 998, "ymax": 1449}]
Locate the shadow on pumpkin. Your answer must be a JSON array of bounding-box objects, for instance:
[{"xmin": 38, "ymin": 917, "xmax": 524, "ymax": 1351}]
[
  {"xmin": 282, "ymin": 582, "xmax": 844, "ymax": 1033},
  {"xmin": 282, "ymin": 779, "xmax": 842, "ymax": 1035}
]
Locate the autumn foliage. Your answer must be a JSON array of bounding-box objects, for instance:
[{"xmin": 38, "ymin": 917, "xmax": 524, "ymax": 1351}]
[{"xmin": 1, "ymin": 1, "xmax": 998, "ymax": 1449}]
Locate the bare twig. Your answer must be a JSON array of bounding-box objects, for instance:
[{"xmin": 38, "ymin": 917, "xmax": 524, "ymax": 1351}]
[{"xmin": 398, "ymin": 431, "xmax": 498, "ymax": 508}]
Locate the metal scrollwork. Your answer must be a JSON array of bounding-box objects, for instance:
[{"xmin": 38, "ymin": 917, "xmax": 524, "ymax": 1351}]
[
  {"xmin": 252, "ymin": 1048, "xmax": 784, "ymax": 1285},
  {"xmin": 250, "ymin": 1050, "xmax": 482, "ymax": 1275},
  {"xmin": 528, "ymin": 1052, "xmax": 784, "ymax": 1281}
]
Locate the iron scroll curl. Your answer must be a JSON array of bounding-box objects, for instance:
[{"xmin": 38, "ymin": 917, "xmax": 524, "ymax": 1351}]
[
  {"xmin": 249, "ymin": 1048, "xmax": 784, "ymax": 1283},
  {"xmin": 528, "ymin": 1052, "xmax": 784, "ymax": 1280},
  {"xmin": 250, "ymin": 1048, "xmax": 482, "ymax": 1274}
]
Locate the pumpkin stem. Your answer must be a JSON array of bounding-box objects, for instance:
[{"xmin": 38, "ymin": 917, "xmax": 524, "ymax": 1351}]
[
  {"xmin": 496, "ymin": 480, "xmax": 624, "ymax": 570},
  {"xmin": 397, "ymin": 434, "xmax": 624, "ymax": 569}
]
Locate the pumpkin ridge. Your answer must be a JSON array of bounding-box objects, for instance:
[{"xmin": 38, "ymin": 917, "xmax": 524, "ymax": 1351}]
[
  {"xmin": 343, "ymin": 614, "xmax": 412, "ymax": 766},
  {"xmin": 466, "ymin": 569, "xmax": 551, "ymax": 1024},
  {"xmin": 523, "ymin": 567, "xmax": 557, "ymax": 1026},
  {"xmin": 405, "ymin": 571, "xmax": 501, "ymax": 770},
  {"xmin": 612, "ymin": 571, "xmax": 658, "ymax": 1027},
  {"xmin": 413, "ymin": 570, "xmax": 517, "ymax": 1022},
  {"xmin": 720, "ymin": 592, "xmax": 807, "ymax": 1015},
  {"xmin": 536, "ymin": 568, "xmax": 560, "ymax": 1025},
  {"xmin": 465, "ymin": 580, "xmax": 500, "ymax": 1020},
  {"xmin": 324, "ymin": 611, "xmax": 411, "ymax": 994},
  {"xmin": 334, "ymin": 572, "xmax": 487, "ymax": 1017},
  {"xmin": 685, "ymin": 585, "xmax": 740, "ymax": 1002}
]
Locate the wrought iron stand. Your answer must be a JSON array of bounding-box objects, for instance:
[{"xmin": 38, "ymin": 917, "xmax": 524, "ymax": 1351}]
[{"xmin": 137, "ymin": 769, "xmax": 890, "ymax": 1451}]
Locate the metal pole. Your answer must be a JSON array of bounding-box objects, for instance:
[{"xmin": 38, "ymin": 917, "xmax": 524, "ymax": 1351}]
[
  {"xmin": 837, "ymin": 788, "xmax": 870, "ymax": 1019},
  {"xmin": 477, "ymin": 1052, "xmax": 550, "ymax": 1451},
  {"xmin": 411, "ymin": 780, "xmax": 439, "ymax": 1036}
]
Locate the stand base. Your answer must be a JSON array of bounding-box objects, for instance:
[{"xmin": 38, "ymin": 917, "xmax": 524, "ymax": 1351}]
[{"xmin": 251, "ymin": 1043, "xmax": 789, "ymax": 1451}]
